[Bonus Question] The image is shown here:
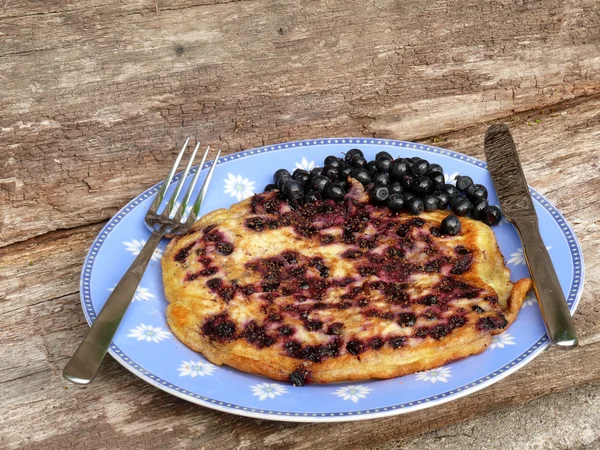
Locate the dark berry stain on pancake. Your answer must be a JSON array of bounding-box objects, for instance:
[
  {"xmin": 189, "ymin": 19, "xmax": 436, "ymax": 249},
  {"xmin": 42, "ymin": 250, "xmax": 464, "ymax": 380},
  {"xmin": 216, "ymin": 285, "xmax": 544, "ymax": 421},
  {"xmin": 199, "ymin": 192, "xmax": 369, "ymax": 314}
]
[{"xmin": 191, "ymin": 189, "xmax": 508, "ymax": 364}]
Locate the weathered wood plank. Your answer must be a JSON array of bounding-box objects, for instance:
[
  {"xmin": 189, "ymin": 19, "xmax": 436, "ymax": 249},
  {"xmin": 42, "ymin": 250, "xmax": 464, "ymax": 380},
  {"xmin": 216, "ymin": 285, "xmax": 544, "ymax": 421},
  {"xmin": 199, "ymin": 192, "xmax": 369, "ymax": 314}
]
[
  {"xmin": 1, "ymin": 91, "xmax": 599, "ymax": 449},
  {"xmin": 1, "ymin": 0, "xmax": 600, "ymax": 246},
  {"xmin": 0, "ymin": 290, "xmax": 598, "ymax": 449}
]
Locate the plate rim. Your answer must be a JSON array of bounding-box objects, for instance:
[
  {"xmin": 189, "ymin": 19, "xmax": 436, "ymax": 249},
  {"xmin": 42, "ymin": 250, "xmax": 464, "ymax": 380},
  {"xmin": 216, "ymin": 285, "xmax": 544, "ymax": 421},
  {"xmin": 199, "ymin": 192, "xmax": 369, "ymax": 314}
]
[{"xmin": 79, "ymin": 137, "xmax": 585, "ymax": 422}]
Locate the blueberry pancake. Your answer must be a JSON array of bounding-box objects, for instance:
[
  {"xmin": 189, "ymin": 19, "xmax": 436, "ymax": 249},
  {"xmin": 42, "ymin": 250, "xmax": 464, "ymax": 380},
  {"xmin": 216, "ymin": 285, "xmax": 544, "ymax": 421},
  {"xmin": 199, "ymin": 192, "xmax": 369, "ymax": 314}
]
[{"xmin": 163, "ymin": 180, "xmax": 531, "ymax": 385}]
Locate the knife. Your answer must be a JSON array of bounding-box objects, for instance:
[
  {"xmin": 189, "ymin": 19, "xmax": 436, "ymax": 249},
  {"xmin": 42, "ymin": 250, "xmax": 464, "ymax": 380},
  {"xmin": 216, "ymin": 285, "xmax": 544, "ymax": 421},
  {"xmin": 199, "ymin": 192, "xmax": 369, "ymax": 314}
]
[{"xmin": 484, "ymin": 124, "xmax": 577, "ymax": 348}]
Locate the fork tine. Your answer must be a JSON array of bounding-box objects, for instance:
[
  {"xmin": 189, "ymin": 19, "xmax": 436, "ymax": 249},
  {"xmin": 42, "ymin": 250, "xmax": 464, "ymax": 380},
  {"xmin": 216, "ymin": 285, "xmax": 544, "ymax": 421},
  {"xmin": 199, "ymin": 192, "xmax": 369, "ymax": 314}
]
[
  {"xmin": 186, "ymin": 149, "xmax": 221, "ymax": 226},
  {"xmin": 164, "ymin": 141, "xmax": 201, "ymax": 218},
  {"xmin": 149, "ymin": 137, "xmax": 190, "ymax": 214},
  {"xmin": 174, "ymin": 144, "xmax": 210, "ymax": 222}
]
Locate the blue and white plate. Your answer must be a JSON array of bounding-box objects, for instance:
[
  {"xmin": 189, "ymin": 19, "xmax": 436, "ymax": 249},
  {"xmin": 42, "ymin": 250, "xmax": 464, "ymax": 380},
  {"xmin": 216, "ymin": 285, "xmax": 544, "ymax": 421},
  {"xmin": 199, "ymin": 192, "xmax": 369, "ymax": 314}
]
[{"xmin": 80, "ymin": 138, "xmax": 584, "ymax": 422}]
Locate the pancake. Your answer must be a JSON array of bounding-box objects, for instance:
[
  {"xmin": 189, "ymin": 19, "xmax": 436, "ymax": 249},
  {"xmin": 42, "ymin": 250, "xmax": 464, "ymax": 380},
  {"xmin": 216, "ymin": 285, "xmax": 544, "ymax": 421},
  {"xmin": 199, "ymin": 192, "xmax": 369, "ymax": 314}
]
[{"xmin": 162, "ymin": 179, "xmax": 531, "ymax": 385}]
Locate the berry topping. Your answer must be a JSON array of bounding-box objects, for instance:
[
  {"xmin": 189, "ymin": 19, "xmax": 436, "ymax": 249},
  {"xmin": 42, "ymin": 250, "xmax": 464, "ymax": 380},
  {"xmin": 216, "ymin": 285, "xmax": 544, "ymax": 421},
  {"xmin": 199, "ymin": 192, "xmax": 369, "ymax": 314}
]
[
  {"xmin": 373, "ymin": 171, "xmax": 391, "ymax": 186},
  {"xmin": 390, "ymin": 159, "xmax": 410, "ymax": 180},
  {"xmin": 344, "ymin": 148, "xmax": 364, "ymax": 163},
  {"xmin": 387, "ymin": 194, "xmax": 404, "ymax": 213},
  {"xmin": 441, "ymin": 214, "xmax": 461, "ymax": 236},
  {"xmin": 370, "ymin": 185, "xmax": 390, "ymax": 205},
  {"xmin": 410, "ymin": 159, "xmax": 430, "ymax": 176},
  {"xmin": 375, "ymin": 157, "xmax": 392, "ymax": 172},
  {"xmin": 481, "ymin": 205, "xmax": 502, "ymax": 226},
  {"xmin": 406, "ymin": 197, "xmax": 424, "ymax": 215},
  {"xmin": 455, "ymin": 175, "xmax": 474, "ymax": 192},
  {"xmin": 351, "ymin": 168, "xmax": 372, "ymax": 185},
  {"xmin": 324, "ymin": 155, "xmax": 342, "ymax": 168}
]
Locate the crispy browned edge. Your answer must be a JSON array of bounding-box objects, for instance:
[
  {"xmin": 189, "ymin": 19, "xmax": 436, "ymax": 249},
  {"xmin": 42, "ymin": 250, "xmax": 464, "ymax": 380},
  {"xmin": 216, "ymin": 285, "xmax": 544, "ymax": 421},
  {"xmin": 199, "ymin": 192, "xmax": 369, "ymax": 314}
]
[{"xmin": 163, "ymin": 196, "xmax": 532, "ymax": 383}]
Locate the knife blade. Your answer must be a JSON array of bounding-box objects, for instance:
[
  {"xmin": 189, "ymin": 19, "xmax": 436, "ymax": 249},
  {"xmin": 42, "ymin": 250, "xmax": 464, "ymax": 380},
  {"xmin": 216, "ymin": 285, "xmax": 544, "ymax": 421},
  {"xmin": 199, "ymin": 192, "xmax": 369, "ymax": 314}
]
[{"xmin": 484, "ymin": 124, "xmax": 577, "ymax": 348}]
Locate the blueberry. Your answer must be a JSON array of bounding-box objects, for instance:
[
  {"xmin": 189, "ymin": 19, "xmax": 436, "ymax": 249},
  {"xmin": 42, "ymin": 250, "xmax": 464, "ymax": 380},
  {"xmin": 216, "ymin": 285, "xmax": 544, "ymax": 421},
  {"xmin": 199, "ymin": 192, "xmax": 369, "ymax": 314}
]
[
  {"xmin": 370, "ymin": 185, "xmax": 390, "ymax": 205},
  {"xmin": 481, "ymin": 205, "xmax": 502, "ymax": 226},
  {"xmin": 387, "ymin": 194, "xmax": 404, "ymax": 213},
  {"xmin": 325, "ymin": 183, "xmax": 345, "ymax": 201},
  {"xmin": 376, "ymin": 151, "xmax": 393, "ymax": 161},
  {"xmin": 277, "ymin": 175, "xmax": 292, "ymax": 190},
  {"xmin": 338, "ymin": 163, "xmax": 352, "ymax": 179},
  {"xmin": 471, "ymin": 199, "xmax": 489, "ymax": 220},
  {"xmin": 304, "ymin": 190, "xmax": 320, "ymax": 203},
  {"xmin": 451, "ymin": 197, "xmax": 472, "ymax": 216},
  {"xmin": 293, "ymin": 168, "xmax": 309, "ymax": 178},
  {"xmin": 274, "ymin": 168, "xmax": 291, "ymax": 184},
  {"xmin": 449, "ymin": 194, "xmax": 464, "ymax": 207},
  {"xmin": 469, "ymin": 184, "xmax": 488, "ymax": 201},
  {"xmin": 324, "ymin": 155, "xmax": 341, "ymax": 168},
  {"xmin": 422, "ymin": 195, "xmax": 439, "ymax": 211},
  {"xmin": 344, "ymin": 148, "xmax": 364, "ymax": 163},
  {"xmin": 375, "ymin": 158, "xmax": 392, "ymax": 172},
  {"xmin": 264, "ymin": 183, "xmax": 278, "ymax": 192},
  {"xmin": 311, "ymin": 175, "xmax": 331, "ymax": 193},
  {"xmin": 282, "ymin": 180, "xmax": 303, "ymax": 202},
  {"xmin": 403, "ymin": 191, "xmax": 416, "ymax": 202},
  {"xmin": 455, "ymin": 175, "xmax": 474, "ymax": 192},
  {"xmin": 412, "ymin": 176, "xmax": 434, "ymax": 195},
  {"xmin": 310, "ymin": 167, "xmax": 323, "ymax": 177},
  {"xmin": 337, "ymin": 180, "xmax": 349, "ymax": 191},
  {"xmin": 429, "ymin": 171, "xmax": 445, "ymax": 190},
  {"xmin": 390, "ymin": 159, "xmax": 410, "ymax": 180},
  {"xmin": 429, "ymin": 163, "xmax": 444, "ymax": 173},
  {"xmin": 351, "ymin": 156, "xmax": 367, "ymax": 168},
  {"xmin": 292, "ymin": 169, "xmax": 310, "ymax": 186},
  {"xmin": 444, "ymin": 184, "xmax": 459, "ymax": 197},
  {"xmin": 406, "ymin": 197, "xmax": 424, "ymax": 215},
  {"xmin": 373, "ymin": 172, "xmax": 391, "ymax": 186},
  {"xmin": 411, "ymin": 159, "xmax": 430, "ymax": 176},
  {"xmin": 465, "ymin": 184, "xmax": 478, "ymax": 199},
  {"xmin": 409, "ymin": 156, "xmax": 422, "ymax": 164},
  {"xmin": 400, "ymin": 174, "xmax": 416, "ymax": 190},
  {"xmin": 441, "ymin": 214, "xmax": 461, "ymax": 235},
  {"xmin": 366, "ymin": 160, "xmax": 378, "ymax": 175},
  {"xmin": 433, "ymin": 190, "xmax": 450, "ymax": 208},
  {"xmin": 351, "ymin": 168, "xmax": 372, "ymax": 185},
  {"xmin": 389, "ymin": 182, "xmax": 403, "ymax": 196},
  {"xmin": 322, "ymin": 165, "xmax": 340, "ymax": 181}
]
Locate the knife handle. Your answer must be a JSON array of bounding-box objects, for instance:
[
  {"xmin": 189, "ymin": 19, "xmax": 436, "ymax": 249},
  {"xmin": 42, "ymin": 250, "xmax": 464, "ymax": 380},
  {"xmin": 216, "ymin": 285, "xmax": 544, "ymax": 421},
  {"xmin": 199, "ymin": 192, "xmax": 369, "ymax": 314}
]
[{"xmin": 513, "ymin": 216, "xmax": 578, "ymax": 348}]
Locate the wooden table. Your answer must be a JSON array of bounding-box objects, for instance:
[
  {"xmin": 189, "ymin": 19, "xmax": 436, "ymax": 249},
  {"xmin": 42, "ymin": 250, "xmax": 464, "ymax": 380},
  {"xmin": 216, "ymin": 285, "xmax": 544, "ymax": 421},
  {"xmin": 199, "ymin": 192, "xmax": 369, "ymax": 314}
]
[{"xmin": 1, "ymin": 1, "xmax": 599, "ymax": 448}]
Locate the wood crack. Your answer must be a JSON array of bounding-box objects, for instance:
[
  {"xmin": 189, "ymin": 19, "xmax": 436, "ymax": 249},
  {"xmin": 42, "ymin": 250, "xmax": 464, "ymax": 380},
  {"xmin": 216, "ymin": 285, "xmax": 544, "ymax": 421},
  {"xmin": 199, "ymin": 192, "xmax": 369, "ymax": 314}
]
[{"xmin": 0, "ymin": 291, "xmax": 78, "ymax": 316}]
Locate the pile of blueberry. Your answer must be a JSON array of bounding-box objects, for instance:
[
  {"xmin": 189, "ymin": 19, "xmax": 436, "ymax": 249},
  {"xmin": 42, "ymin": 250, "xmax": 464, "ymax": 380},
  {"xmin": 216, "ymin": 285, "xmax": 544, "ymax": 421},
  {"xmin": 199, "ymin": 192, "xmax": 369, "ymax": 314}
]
[{"xmin": 264, "ymin": 148, "xmax": 502, "ymax": 235}]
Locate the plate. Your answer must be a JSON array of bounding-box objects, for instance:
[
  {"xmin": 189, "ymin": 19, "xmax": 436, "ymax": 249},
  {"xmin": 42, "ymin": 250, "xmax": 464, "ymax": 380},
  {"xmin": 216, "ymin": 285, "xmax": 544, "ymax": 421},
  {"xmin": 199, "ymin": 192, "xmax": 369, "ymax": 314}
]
[{"xmin": 80, "ymin": 138, "xmax": 584, "ymax": 422}]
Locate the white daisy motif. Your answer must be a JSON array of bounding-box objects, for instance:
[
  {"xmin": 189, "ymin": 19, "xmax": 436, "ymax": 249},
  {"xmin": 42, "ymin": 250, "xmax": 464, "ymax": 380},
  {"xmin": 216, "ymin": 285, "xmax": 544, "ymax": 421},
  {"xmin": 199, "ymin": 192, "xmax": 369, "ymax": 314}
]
[
  {"xmin": 507, "ymin": 248, "xmax": 526, "ymax": 266},
  {"xmin": 107, "ymin": 285, "xmax": 156, "ymax": 302},
  {"xmin": 521, "ymin": 292, "xmax": 538, "ymax": 309},
  {"xmin": 123, "ymin": 239, "xmax": 164, "ymax": 262},
  {"xmin": 507, "ymin": 247, "xmax": 552, "ymax": 266},
  {"xmin": 332, "ymin": 385, "xmax": 373, "ymax": 403},
  {"xmin": 250, "ymin": 383, "xmax": 288, "ymax": 401},
  {"xmin": 224, "ymin": 173, "xmax": 255, "ymax": 202},
  {"xmin": 127, "ymin": 324, "xmax": 170, "ymax": 343},
  {"xmin": 178, "ymin": 360, "xmax": 217, "ymax": 377},
  {"xmin": 295, "ymin": 157, "xmax": 315, "ymax": 171},
  {"xmin": 490, "ymin": 332, "xmax": 516, "ymax": 349},
  {"xmin": 444, "ymin": 172, "xmax": 459, "ymax": 185},
  {"xmin": 415, "ymin": 366, "xmax": 452, "ymax": 383}
]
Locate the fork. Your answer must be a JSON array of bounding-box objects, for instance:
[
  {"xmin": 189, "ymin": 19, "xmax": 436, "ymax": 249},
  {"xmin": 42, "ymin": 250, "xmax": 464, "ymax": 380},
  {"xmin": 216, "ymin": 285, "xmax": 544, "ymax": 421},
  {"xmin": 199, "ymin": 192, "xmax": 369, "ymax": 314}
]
[{"xmin": 63, "ymin": 138, "xmax": 221, "ymax": 385}]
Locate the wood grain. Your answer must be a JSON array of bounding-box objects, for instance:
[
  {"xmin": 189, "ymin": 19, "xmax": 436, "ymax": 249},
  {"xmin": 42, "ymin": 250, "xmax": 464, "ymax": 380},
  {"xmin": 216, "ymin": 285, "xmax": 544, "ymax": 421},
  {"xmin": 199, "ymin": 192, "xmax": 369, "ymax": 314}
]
[
  {"xmin": 2, "ymin": 0, "xmax": 600, "ymax": 447},
  {"xmin": 1, "ymin": 93, "xmax": 599, "ymax": 449},
  {"xmin": 1, "ymin": 0, "xmax": 600, "ymax": 246}
]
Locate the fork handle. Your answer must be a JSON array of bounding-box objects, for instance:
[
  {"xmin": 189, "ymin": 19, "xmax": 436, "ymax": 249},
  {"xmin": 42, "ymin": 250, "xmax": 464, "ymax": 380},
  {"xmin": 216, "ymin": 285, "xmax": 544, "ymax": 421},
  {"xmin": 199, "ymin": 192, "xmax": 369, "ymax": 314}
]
[{"xmin": 63, "ymin": 231, "xmax": 163, "ymax": 384}]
